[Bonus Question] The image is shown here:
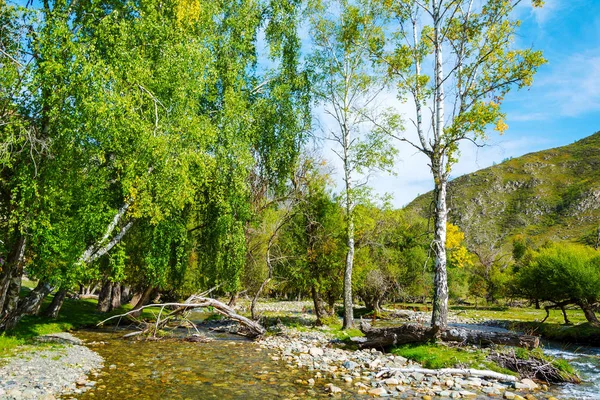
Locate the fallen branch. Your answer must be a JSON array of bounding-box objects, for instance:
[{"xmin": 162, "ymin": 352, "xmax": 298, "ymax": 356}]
[
  {"xmin": 359, "ymin": 321, "xmax": 539, "ymax": 349},
  {"xmin": 376, "ymin": 367, "xmax": 517, "ymax": 382},
  {"xmin": 97, "ymin": 294, "xmax": 265, "ymax": 338},
  {"xmin": 489, "ymin": 351, "xmax": 581, "ymax": 384}
]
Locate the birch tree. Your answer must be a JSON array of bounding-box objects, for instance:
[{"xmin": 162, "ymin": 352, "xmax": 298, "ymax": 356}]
[
  {"xmin": 309, "ymin": 0, "xmax": 398, "ymax": 328},
  {"xmin": 373, "ymin": 0, "xmax": 545, "ymax": 333}
]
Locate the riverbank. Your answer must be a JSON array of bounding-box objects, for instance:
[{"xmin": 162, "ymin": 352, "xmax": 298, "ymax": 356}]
[
  {"xmin": 0, "ymin": 333, "xmax": 103, "ymax": 400},
  {"xmin": 258, "ymin": 323, "xmax": 560, "ymax": 399}
]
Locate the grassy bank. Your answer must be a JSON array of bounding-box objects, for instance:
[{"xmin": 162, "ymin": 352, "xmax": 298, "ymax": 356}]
[{"xmin": 0, "ymin": 293, "xmax": 152, "ymax": 358}]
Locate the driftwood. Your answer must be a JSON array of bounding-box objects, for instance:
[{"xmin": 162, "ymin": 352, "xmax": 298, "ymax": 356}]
[
  {"xmin": 359, "ymin": 322, "xmax": 539, "ymax": 349},
  {"xmin": 489, "ymin": 352, "xmax": 581, "ymax": 384},
  {"xmin": 98, "ymin": 294, "xmax": 266, "ymax": 338},
  {"xmin": 376, "ymin": 366, "xmax": 517, "ymax": 382}
]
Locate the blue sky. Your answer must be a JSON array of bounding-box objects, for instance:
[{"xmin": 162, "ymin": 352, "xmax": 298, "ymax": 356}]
[{"xmin": 316, "ymin": 0, "xmax": 600, "ymax": 207}]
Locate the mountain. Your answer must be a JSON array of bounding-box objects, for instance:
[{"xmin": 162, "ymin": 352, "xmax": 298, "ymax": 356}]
[{"xmin": 406, "ymin": 131, "xmax": 600, "ymax": 249}]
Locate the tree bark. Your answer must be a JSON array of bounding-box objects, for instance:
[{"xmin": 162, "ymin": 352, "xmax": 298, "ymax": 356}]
[
  {"xmin": 431, "ymin": 174, "xmax": 449, "ymax": 334},
  {"xmin": 579, "ymin": 301, "xmax": 599, "ymax": 325},
  {"xmin": 100, "ymin": 295, "xmax": 266, "ymax": 338},
  {"xmin": 120, "ymin": 285, "xmax": 131, "ymax": 304},
  {"xmin": 110, "ymin": 283, "xmax": 122, "ymax": 310},
  {"xmin": 0, "ymin": 281, "xmax": 55, "ymax": 330},
  {"xmin": 130, "ymin": 286, "xmax": 156, "ymax": 317},
  {"xmin": 311, "ymin": 285, "xmax": 328, "ymax": 325},
  {"xmin": 42, "ymin": 288, "xmax": 67, "ymax": 318},
  {"xmin": 0, "ymin": 236, "xmax": 26, "ymax": 316},
  {"xmin": 97, "ymin": 280, "xmax": 114, "ymax": 313},
  {"xmin": 343, "ymin": 203, "xmax": 355, "ymax": 329},
  {"xmin": 228, "ymin": 291, "xmax": 238, "ymax": 307},
  {"xmin": 359, "ymin": 322, "xmax": 539, "ymax": 350}
]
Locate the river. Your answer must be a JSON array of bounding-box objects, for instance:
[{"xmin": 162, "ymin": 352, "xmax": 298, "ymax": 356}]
[
  {"xmin": 75, "ymin": 329, "xmax": 362, "ymax": 400},
  {"xmin": 545, "ymin": 343, "xmax": 600, "ymax": 399},
  {"xmin": 72, "ymin": 323, "xmax": 600, "ymax": 400}
]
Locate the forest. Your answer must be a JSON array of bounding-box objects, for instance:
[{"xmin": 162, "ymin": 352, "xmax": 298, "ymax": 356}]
[
  {"xmin": 3, "ymin": 0, "xmax": 590, "ymax": 333},
  {"xmin": 4, "ymin": 0, "xmax": 600, "ymax": 398}
]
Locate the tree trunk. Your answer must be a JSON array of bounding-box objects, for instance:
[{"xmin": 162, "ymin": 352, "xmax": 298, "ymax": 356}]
[
  {"xmin": 0, "ymin": 236, "xmax": 26, "ymax": 316},
  {"xmin": 251, "ymin": 278, "xmax": 270, "ymax": 320},
  {"xmin": 120, "ymin": 285, "xmax": 131, "ymax": 304},
  {"xmin": 579, "ymin": 301, "xmax": 599, "ymax": 325},
  {"xmin": 130, "ymin": 286, "xmax": 156, "ymax": 317},
  {"xmin": 42, "ymin": 288, "xmax": 68, "ymax": 318},
  {"xmin": 0, "ymin": 281, "xmax": 55, "ymax": 331},
  {"xmin": 97, "ymin": 280, "xmax": 114, "ymax": 313},
  {"xmin": 343, "ymin": 209, "xmax": 355, "ymax": 329},
  {"xmin": 110, "ymin": 283, "xmax": 122, "ymax": 310},
  {"xmin": 560, "ymin": 305, "xmax": 572, "ymax": 325},
  {"xmin": 311, "ymin": 285, "xmax": 328, "ymax": 325},
  {"xmin": 431, "ymin": 175, "xmax": 449, "ymax": 335},
  {"xmin": 359, "ymin": 322, "xmax": 539, "ymax": 349},
  {"xmin": 228, "ymin": 292, "xmax": 238, "ymax": 307}
]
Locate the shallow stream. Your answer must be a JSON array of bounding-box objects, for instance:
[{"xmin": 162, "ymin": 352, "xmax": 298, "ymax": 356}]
[
  {"xmin": 73, "ymin": 329, "xmax": 360, "ymax": 400},
  {"xmin": 70, "ymin": 321, "xmax": 600, "ymax": 400}
]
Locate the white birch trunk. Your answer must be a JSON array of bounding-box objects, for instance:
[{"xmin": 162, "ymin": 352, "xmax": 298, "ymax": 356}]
[
  {"xmin": 77, "ymin": 201, "xmax": 133, "ymax": 266},
  {"xmin": 431, "ymin": 0, "xmax": 449, "ymax": 333}
]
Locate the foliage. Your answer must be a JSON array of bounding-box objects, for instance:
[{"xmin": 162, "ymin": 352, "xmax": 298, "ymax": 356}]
[{"xmin": 515, "ymin": 243, "xmax": 600, "ymax": 304}]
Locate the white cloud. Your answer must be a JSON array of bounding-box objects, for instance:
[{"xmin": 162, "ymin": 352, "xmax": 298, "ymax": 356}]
[{"xmin": 549, "ymin": 53, "xmax": 600, "ymax": 116}]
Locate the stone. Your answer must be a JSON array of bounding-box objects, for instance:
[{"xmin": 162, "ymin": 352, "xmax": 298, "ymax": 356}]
[
  {"xmin": 343, "ymin": 361, "xmax": 359, "ymax": 370},
  {"xmin": 445, "ymin": 379, "xmax": 454, "ymax": 387},
  {"xmin": 368, "ymin": 387, "xmax": 388, "ymax": 396},
  {"xmin": 309, "ymin": 347, "xmax": 324, "ymax": 357},
  {"xmin": 483, "ymin": 387, "xmax": 500, "ymax": 395},
  {"xmin": 520, "ymin": 379, "xmax": 539, "ymax": 390},
  {"xmin": 384, "ymin": 378, "xmax": 399, "ymax": 386},
  {"xmin": 466, "ymin": 378, "xmax": 482, "ymax": 387},
  {"xmin": 422, "ymin": 396, "xmax": 433, "ymax": 400},
  {"xmin": 344, "ymin": 377, "xmax": 353, "ymax": 383},
  {"xmin": 6, "ymin": 389, "xmax": 22, "ymax": 400},
  {"xmin": 308, "ymin": 378, "xmax": 315, "ymax": 386},
  {"xmin": 451, "ymin": 392, "xmax": 461, "ymax": 399},
  {"xmin": 524, "ymin": 395, "xmax": 537, "ymax": 400},
  {"xmin": 460, "ymin": 391, "xmax": 477, "ymax": 398},
  {"xmin": 504, "ymin": 392, "xmax": 516, "ymax": 399},
  {"xmin": 21, "ymin": 389, "xmax": 38, "ymax": 399},
  {"xmin": 330, "ymin": 386, "xmax": 342, "ymax": 394},
  {"xmin": 35, "ymin": 332, "xmax": 83, "ymax": 346},
  {"xmin": 438, "ymin": 391, "xmax": 451, "ymax": 397},
  {"xmin": 412, "ymin": 373, "xmax": 425, "ymax": 382}
]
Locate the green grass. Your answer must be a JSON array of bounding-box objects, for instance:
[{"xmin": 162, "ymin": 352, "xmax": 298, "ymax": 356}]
[
  {"xmin": 391, "ymin": 343, "xmax": 515, "ymax": 375},
  {"xmin": 455, "ymin": 306, "xmax": 588, "ymax": 325},
  {"xmin": 1, "ymin": 293, "xmax": 156, "ymax": 355},
  {"xmin": 508, "ymin": 321, "xmax": 600, "ymax": 345}
]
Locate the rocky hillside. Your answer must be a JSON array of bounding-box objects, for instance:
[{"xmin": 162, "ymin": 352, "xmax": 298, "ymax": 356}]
[{"xmin": 406, "ymin": 131, "xmax": 600, "ymax": 248}]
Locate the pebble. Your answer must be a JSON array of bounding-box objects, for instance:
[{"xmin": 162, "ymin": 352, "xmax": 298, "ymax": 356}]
[
  {"xmin": 368, "ymin": 387, "xmax": 387, "ymax": 396},
  {"xmin": 0, "ymin": 333, "xmax": 102, "ymax": 400},
  {"xmin": 255, "ymin": 303, "xmax": 556, "ymax": 400}
]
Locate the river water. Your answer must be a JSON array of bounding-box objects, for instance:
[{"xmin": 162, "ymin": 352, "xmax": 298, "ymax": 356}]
[
  {"xmin": 75, "ymin": 329, "xmax": 362, "ymax": 400},
  {"xmin": 545, "ymin": 343, "xmax": 600, "ymax": 399},
  {"xmin": 72, "ymin": 325, "xmax": 600, "ymax": 400}
]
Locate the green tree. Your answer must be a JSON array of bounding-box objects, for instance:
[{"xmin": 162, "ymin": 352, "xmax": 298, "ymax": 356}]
[
  {"xmin": 515, "ymin": 243, "xmax": 600, "ymax": 325},
  {"xmin": 309, "ymin": 0, "xmax": 398, "ymax": 328},
  {"xmin": 372, "ymin": 0, "xmax": 546, "ymax": 333}
]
